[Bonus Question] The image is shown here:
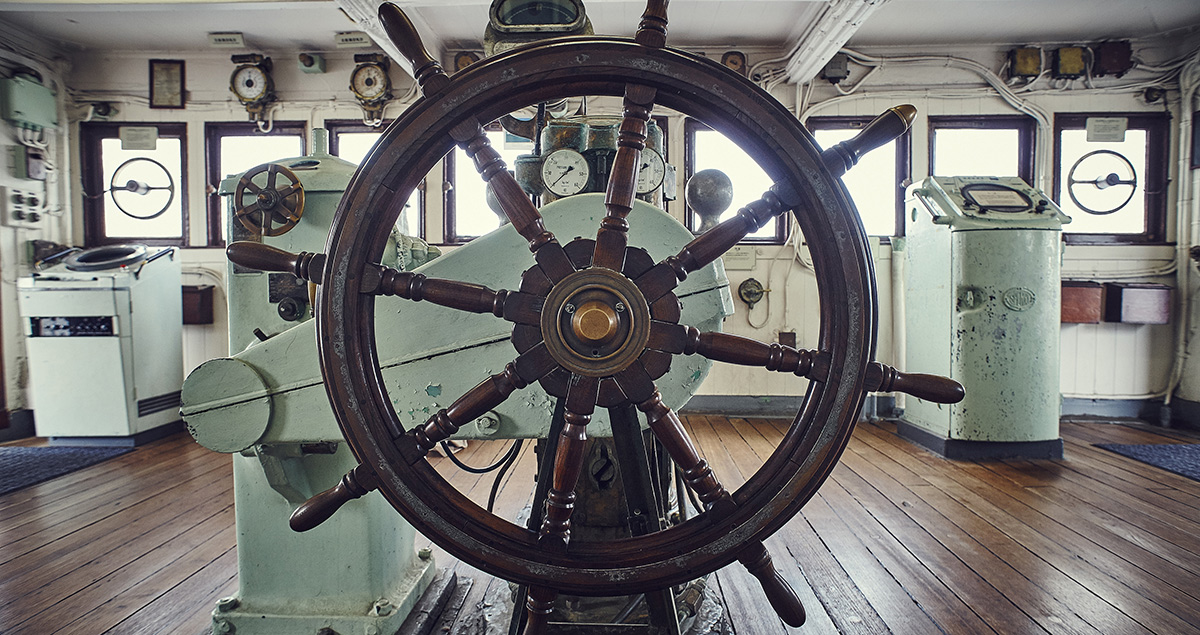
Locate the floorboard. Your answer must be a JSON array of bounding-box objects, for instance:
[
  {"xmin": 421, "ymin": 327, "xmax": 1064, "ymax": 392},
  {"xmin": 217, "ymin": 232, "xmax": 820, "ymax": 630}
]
[{"xmin": 3, "ymin": 418, "xmax": 1198, "ymax": 634}]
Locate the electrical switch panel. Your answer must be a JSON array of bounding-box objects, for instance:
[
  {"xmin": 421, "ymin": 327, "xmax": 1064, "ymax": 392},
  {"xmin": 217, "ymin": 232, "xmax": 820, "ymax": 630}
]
[{"xmin": 1, "ymin": 185, "xmax": 46, "ymax": 229}]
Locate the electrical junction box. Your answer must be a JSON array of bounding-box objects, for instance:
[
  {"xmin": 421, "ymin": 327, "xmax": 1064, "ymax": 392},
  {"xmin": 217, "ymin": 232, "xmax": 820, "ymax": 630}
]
[
  {"xmin": 1092, "ymin": 40, "xmax": 1133, "ymax": 77},
  {"xmin": 1052, "ymin": 46, "xmax": 1086, "ymax": 79},
  {"xmin": 1, "ymin": 185, "xmax": 45, "ymax": 229},
  {"xmin": 0, "ymin": 75, "xmax": 58, "ymax": 131},
  {"xmin": 1008, "ymin": 47, "xmax": 1042, "ymax": 78}
]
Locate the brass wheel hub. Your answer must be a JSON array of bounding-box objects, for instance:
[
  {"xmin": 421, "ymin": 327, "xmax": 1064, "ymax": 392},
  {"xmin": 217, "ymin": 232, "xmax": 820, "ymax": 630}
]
[{"xmin": 541, "ymin": 267, "xmax": 651, "ymax": 377}]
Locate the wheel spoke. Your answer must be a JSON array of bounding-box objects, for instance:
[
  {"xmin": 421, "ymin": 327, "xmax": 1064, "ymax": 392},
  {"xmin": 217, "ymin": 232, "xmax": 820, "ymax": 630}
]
[
  {"xmin": 462, "ymin": 131, "xmax": 560, "ymax": 253},
  {"xmin": 235, "ymin": 201, "xmax": 260, "ymax": 217},
  {"xmin": 405, "ymin": 351, "xmax": 556, "ymax": 458},
  {"xmin": 243, "ymin": 180, "xmax": 262, "ymax": 195},
  {"xmin": 267, "ymin": 163, "xmax": 279, "ymax": 190},
  {"xmin": 593, "ymin": 83, "xmax": 657, "ymax": 271},
  {"xmin": 538, "ymin": 374, "xmax": 597, "ymax": 549},
  {"xmin": 682, "ymin": 328, "xmax": 823, "ymax": 378},
  {"xmin": 363, "ymin": 264, "xmax": 542, "ymax": 324},
  {"xmin": 635, "ymin": 189, "xmax": 791, "ymax": 303},
  {"xmin": 636, "ymin": 390, "xmax": 729, "ymax": 507}
]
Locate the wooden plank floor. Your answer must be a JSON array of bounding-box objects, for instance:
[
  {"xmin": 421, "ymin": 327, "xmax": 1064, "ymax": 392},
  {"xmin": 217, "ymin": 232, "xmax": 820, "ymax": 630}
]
[{"xmin": 3, "ymin": 417, "xmax": 1199, "ymax": 634}]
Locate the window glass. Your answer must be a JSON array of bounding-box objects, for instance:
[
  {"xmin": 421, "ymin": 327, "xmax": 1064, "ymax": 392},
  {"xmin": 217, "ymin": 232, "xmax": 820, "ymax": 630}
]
[
  {"xmin": 81, "ymin": 122, "xmax": 187, "ymax": 246},
  {"xmin": 99, "ymin": 138, "xmax": 184, "ymax": 239},
  {"xmin": 336, "ymin": 131, "xmax": 381, "ymax": 165},
  {"xmin": 813, "ymin": 128, "xmax": 899, "ymax": 236},
  {"xmin": 932, "ymin": 128, "xmax": 1020, "ymax": 177},
  {"xmin": 450, "ymin": 128, "xmax": 533, "ymax": 241},
  {"xmin": 687, "ymin": 126, "xmax": 779, "ymax": 241},
  {"xmin": 1058, "ymin": 129, "xmax": 1147, "ymax": 235}
]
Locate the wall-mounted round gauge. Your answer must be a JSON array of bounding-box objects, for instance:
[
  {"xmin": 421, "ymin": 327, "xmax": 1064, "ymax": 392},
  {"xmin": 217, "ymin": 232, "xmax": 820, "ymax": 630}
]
[
  {"xmin": 636, "ymin": 148, "xmax": 666, "ymax": 194},
  {"xmin": 721, "ymin": 51, "xmax": 747, "ymax": 76},
  {"xmin": 351, "ymin": 62, "xmax": 391, "ymax": 102},
  {"xmin": 231, "ymin": 64, "xmax": 271, "ymax": 104},
  {"xmin": 541, "ymin": 148, "xmax": 590, "ymax": 196}
]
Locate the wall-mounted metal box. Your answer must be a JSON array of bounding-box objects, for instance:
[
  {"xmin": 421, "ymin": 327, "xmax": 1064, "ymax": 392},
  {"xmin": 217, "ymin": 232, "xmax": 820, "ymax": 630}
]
[
  {"xmin": 1062, "ymin": 281, "xmax": 1103, "ymax": 323},
  {"xmin": 1103, "ymin": 282, "xmax": 1171, "ymax": 324},
  {"xmin": 182, "ymin": 284, "xmax": 214, "ymax": 325},
  {"xmin": 0, "ymin": 75, "xmax": 58, "ymax": 131}
]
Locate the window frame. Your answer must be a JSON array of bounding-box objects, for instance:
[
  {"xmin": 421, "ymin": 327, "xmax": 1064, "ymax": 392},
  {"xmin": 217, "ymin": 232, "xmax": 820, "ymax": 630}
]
[
  {"xmin": 1053, "ymin": 112, "xmax": 1169, "ymax": 245},
  {"xmin": 808, "ymin": 115, "xmax": 911, "ymax": 238},
  {"xmin": 204, "ymin": 120, "xmax": 307, "ymax": 247},
  {"xmin": 80, "ymin": 121, "xmax": 189, "ymax": 247},
  {"xmin": 928, "ymin": 115, "xmax": 1037, "ymax": 185},
  {"xmin": 326, "ymin": 119, "xmax": 425, "ymax": 239},
  {"xmin": 684, "ymin": 118, "xmax": 786, "ymax": 244}
]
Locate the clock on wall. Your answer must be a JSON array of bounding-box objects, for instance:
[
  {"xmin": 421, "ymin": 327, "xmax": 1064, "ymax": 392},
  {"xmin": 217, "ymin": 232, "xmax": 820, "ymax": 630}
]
[
  {"xmin": 350, "ymin": 53, "xmax": 393, "ymax": 126},
  {"xmin": 229, "ymin": 54, "xmax": 275, "ymax": 122}
]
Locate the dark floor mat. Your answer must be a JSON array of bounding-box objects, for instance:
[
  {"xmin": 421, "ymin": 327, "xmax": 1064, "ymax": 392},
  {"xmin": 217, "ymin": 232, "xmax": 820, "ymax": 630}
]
[
  {"xmin": 1095, "ymin": 443, "xmax": 1200, "ymax": 482},
  {"xmin": 0, "ymin": 446, "xmax": 134, "ymax": 496}
]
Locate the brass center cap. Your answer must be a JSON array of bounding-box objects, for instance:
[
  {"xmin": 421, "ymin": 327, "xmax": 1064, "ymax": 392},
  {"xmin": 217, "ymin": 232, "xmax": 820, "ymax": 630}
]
[
  {"xmin": 540, "ymin": 267, "xmax": 652, "ymax": 378},
  {"xmin": 573, "ymin": 301, "xmax": 619, "ymax": 344}
]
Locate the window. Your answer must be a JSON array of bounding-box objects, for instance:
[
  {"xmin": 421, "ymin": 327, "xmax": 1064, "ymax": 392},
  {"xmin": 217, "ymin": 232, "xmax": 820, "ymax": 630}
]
[
  {"xmin": 685, "ymin": 119, "xmax": 783, "ymax": 243},
  {"xmin": 80, "ymin": 122, "xmax": 187, "ymax": 246},
  {"xmin": 444, "ymin": 125, "xmax": 533, "ymax": 243},
  {"xmin": 929, "ymin": 115, "xmax": 1035, "ymax": 182},
  {"xmin": 327, "ymin": 120, "xmax": 423, "ymax": 239},
  {"xmin": 205, "ymin": 121, "xmax": 306, "ymax": 245},
  {"xmin": 1054, "ymin": 113, "xmax": 1168, "ymax": 243},
  {"xmin": 810, "ymin": 117, "xmax": 910, "ymax": 237}
]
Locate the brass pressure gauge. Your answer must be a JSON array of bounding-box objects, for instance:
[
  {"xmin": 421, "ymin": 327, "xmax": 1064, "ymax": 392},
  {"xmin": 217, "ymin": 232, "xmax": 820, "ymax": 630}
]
[
  {"xmin": 635, "ymin": 148, "xmax": 666, "ymax": 194},
  {"xmin": 541, "ymin": 148, "xmax": 590, "ymax": 197},
  {"xmin": 229, "ymin": 54, "xmax": 275, "ymax": 113},
  {"xmin": 350, "ymin": 53, "xmax": 393, "ymax": 125}
]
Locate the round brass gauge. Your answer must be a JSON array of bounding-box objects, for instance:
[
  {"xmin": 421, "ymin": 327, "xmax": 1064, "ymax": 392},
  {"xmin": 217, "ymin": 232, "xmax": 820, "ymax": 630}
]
[
  {"xmin": 453, "ymin": 51, "xmax": 480, "ymax": 72},
  {"xmin": 231, "ymin": 64, "xmax": 271, "ymax": 104},
  {"xmin": 351, "ymin": 62, "xmax": 391, "ymax": 102},
  {"xmin": 635, "ymin": 147, "xmax": 666, "ymax": 194},
  {"xmin": 722, "ymin": 50, "xmax": 747, "ymax": 75},
  {"xmin": 540, "ymin": 148, "xmax": 590, "ymax": 196}
]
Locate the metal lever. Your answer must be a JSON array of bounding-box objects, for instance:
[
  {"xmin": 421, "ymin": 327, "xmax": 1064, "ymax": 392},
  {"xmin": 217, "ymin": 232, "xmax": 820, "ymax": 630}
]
[
  {"xmin": 866, "ymin": 361, "xmax": 965, "ymax": 404},
  {"xmin": 289, "ymin": 464, "xmax": 378, "ymax": 532},
  {"xmin": 226, "ymin": 241, "xmax": 325, "ymax": 284},
  {"xmin": 821, "ymin": 104, "xmax": 917, "ymax": 177}
]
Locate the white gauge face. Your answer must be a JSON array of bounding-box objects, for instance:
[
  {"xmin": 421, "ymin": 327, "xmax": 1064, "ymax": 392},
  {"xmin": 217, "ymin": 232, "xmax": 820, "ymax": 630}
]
[
  {"xmin": 636, "ymin": 148, "xmax": 667, "ymax": 194},
  {"xmin": 232, "ymin": 65, "xmax": 268, "ymax": 102},
  {"xmin": 541, "ymin": 149, "xmax": 590, "ymax": 197},
  {"xmin": 352, "ymin": 64, "xmax": 390, "ymax": 101}
]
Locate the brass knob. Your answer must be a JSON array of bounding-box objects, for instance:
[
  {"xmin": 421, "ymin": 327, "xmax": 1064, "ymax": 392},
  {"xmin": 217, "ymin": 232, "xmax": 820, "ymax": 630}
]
[{"xmin": 572, "ymin": 301, "xmax": 619, "ymax": 344}]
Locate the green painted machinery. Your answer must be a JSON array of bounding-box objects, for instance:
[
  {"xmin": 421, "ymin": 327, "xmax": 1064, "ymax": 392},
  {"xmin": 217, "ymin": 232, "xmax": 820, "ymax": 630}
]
[
  {"xmin": 184, "ymin": 129, "xmax": 439, "ymax": 635},
  {"xmin": 182, "ymin": 129, "xmax": 731, "ymax": 634},
  {"xmin": 902, "ymin": 176, "xmax": 1070, "ymax": 459}
]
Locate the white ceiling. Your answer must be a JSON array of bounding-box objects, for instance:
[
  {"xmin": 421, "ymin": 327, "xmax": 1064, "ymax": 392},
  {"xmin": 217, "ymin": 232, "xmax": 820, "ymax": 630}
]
[{"xmin": 0, "ymin": 0, "xmax": 1198, "ymax": 59}]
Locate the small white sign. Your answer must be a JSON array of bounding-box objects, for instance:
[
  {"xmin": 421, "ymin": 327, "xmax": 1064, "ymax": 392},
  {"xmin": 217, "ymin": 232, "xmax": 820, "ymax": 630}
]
[
  {"xmin": 1086, "ymin": 117, "xmax": 1127, "ymax": 143},
  {"xmin": 722, "ymin": 245, "xmax": 756, "ymax": 270},
  {"xmin": 119, "ymin": 126, "xmax": 158, "ymax": 151}
]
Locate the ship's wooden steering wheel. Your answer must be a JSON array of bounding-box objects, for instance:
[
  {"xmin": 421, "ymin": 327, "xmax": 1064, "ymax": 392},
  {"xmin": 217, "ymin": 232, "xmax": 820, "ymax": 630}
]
[{"xmin": 227, "ymin": 2, "xmax": 963, "ymax": 632}]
